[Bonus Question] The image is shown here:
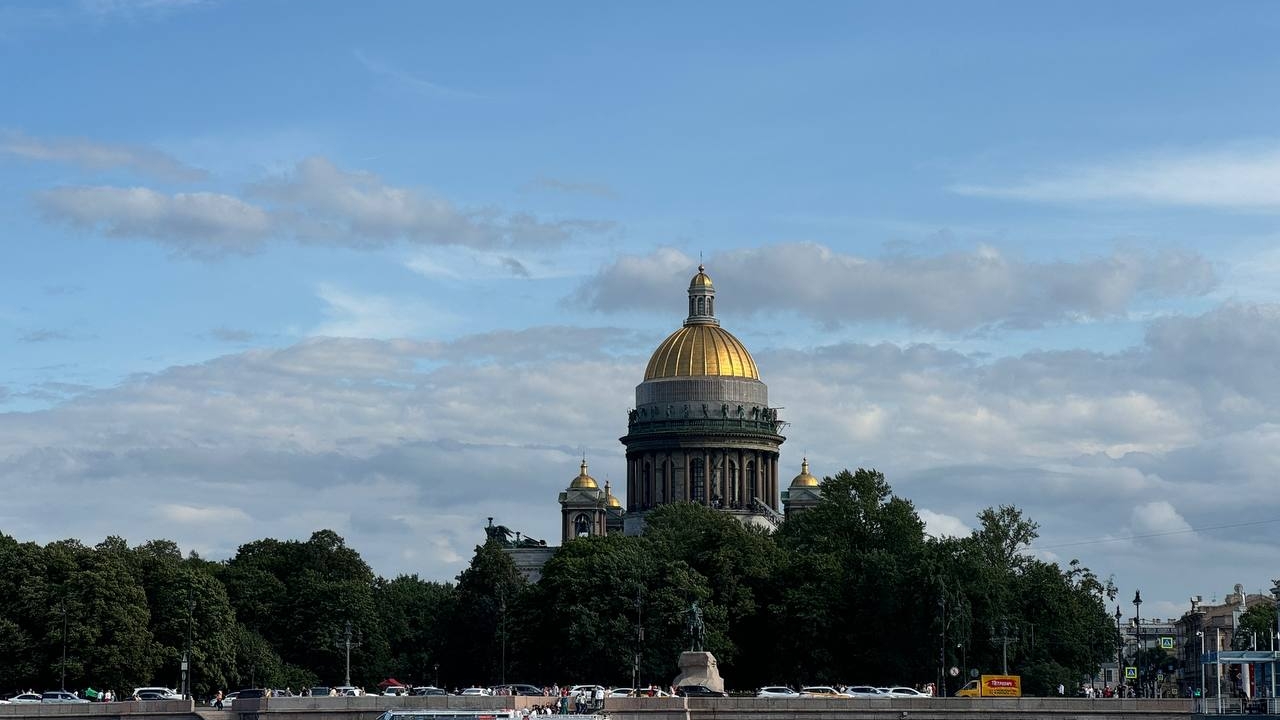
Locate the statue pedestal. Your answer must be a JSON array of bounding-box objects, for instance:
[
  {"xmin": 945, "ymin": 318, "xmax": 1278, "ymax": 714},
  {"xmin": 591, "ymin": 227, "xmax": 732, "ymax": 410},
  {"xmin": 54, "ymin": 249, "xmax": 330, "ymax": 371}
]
[{"xmin": 672, "ymin": 651, "xmax": 724, "ymax": 693}]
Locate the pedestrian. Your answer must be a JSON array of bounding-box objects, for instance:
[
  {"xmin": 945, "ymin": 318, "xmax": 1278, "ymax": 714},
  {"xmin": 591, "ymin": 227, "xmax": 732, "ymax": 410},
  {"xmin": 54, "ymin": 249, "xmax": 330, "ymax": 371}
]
[{"xmin": 214, "ymin": 690, "xmax": 224, "ymax": 710}]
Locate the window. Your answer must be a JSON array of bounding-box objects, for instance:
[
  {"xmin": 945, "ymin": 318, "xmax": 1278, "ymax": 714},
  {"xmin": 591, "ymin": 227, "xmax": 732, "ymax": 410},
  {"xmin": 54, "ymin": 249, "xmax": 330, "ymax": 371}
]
[
  {"xmin": 574, "ymin": 513, "xmax": 590, "ymax": 537},
  {"xmin": 691, "ymin": 458, "xmax": 705, "ymax": 502},
  {"xmin": 747, "ymin": 461, "xmax": 757, "ymax": 500}
]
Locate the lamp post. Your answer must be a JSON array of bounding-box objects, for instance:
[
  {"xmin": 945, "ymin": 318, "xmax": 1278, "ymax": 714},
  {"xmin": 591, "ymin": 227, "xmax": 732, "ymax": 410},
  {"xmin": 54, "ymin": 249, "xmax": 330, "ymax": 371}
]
[
  {"xmin": 433, "ymin": 663, "xmax": 439, "ymax": 688},
  {"xmin": 958, "ymin": 643, "xmax": 966, "ymax": 683},
  {"xmin": 60, "ymin": 598, "xmax": 68, "ymax": 691},
  {"xmin": 1196, "ymin": 630, "xmax": 1205, "ymax": 707},
  {"xmin": 182, "ymin": 592, "xmax": 195, "ymax": 699},
  {"xmin": 1133, "ymin": 590, "xmax": 1143, "ymax": 698},
  {"xmin": 1115, "ymin": 606, "xmax": 1123, "ymax": 693}
]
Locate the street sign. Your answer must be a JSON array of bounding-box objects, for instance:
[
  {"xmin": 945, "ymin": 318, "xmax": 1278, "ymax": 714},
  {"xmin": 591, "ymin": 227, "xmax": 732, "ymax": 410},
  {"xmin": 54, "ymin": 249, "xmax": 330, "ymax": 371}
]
[
  {"xmin": 970, "ymin": 669, "xmax": 979, "ymax": 678},
  {"xmin": 1125, "ymin": 667, "xmax": 1137, "ymax": 679},
  {"xmin": 1160, "ymin": 636, "xmax": 1174, "ymax": 649},
  {"xmin": 949, "ymin": 667, "xmax": 960, "ymax": 677}
]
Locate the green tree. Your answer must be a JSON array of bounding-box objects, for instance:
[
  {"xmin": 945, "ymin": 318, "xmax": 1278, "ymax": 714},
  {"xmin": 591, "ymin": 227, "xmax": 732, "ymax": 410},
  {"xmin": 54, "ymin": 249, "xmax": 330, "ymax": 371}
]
[
  {"xmin": 1234, "ymin": 601, "xmax": 1278, "ymax": 650},
  {"xmin": 444, "ymin": 540, "xmax": 526, "ymax": 687}
]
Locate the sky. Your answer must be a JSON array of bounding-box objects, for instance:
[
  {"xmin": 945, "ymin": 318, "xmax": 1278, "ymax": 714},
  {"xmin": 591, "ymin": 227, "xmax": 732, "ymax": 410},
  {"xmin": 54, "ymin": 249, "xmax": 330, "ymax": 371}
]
[{"xmin": 2, "ymin": 0, "xmax": 1279, "ymax": 624}]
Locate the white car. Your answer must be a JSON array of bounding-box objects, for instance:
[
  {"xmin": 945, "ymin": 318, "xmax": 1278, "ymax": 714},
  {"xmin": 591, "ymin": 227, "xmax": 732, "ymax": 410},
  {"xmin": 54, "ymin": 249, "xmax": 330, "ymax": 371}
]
[
  {"xmin": 41, "ymin": 691, "xmax": 89, "ymax": 704},
  {"xmin": 459, "ymin": 688, "xmax": 493, "ymax": 697},
  {"xmin": 800, "ymin": 686, "xmax": 844, "ymax": 697},
  {"xmin": 334, "ymin": 686, "xmax": 363, "ymax": 697},
  {"xmin": 8, "ymin": 694, "xmax": 41, "ymax": 704},
  {"xmin": 883, "ymin": 687, "xmax": 928, "ymax": 698},
  {"xmin": 845, "ymin": 686, "xmax": 886, "ymax": 697},
  {"xmin": 756, "ymin": 686, "xmax": 800, "ymax": 698},
  {"xmin": 132, "ymin": 687, "xmax": 182, "ymax": 700},
  {"xmin": 382, "ymin": 686, "xmax": 408, "ymax": 697},
  {"xmin": 569, "ymin": 685, "xmax": 605, "ymax": 700}
]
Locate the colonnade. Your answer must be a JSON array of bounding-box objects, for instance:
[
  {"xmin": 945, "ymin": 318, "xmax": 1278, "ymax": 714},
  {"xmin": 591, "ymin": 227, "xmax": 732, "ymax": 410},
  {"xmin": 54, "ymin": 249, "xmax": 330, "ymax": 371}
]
[{"xmin": 626, "ymin": 448, "xmax": 778, "ymax": 513}]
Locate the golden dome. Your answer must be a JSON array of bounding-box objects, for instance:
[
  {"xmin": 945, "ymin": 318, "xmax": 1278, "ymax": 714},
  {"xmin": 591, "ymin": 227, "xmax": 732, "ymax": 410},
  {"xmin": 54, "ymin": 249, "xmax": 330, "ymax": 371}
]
[
  {"xmin": 790, "ymin": 458, "xmax": 818, "ymax": 488},
  {"xmin": 644, "ymin": 324, "xmax": 759, "ymax": 380},
  {"xmin": 569, "ymin": 459, "xmax": 598, "ymax": 489},
  {"xmin": 604, "ymin": 480, "xmax": 622, "ymax": 509},
  {"xmin": 689, "ymin": 264, "xmax": 714, "ymax": 289}
]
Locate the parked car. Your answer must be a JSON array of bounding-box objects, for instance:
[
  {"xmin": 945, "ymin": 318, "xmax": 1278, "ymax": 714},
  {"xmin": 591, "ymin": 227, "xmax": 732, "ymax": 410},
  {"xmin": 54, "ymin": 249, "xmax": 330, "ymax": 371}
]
[
  {"xmin": 132, "ymin": 687, "xmax": 182, "ymax": 700},
  {"xmin": 674, "ymin": 685, "xmax": 726, "ymax": 698},
  {"xmin": 756, "ymin": 686, "xmax": 800, "ymax": 698},
  {"xmin": 568, "ymin": 685, "xmax": 605, "ymax": 699},
  {"xmin": 459, "ymin": 688, "xmax": 493, "ymax": 697},
  {"xmin": 845, "ymin": 686, "xmax": 886, "ymax": 697},
  {"xmin": 882, "ymin": 687, "xmax": 928, "ymax": 698},
  {"xmin": 800, "ymin": 686, "xmax": 844, "ymax": 697},
  {"xmin": 382, "ymin": 686, "xmax": 408, "ymax": 697},
  {"xmin": 309, "ymin": 687, "xmax": 333, "ymax": 697},
  {"xmin": 493, "ymin": 684, "xmax": 542, "ymax": 696},
  {"xmin": 334, "ymin": 686, "xmax": 362, "ymax": 697},
  {"xmin": 220, "ymin": 691, "xmax": 241, "ymax": 708},
  {"xmin": 8, "ymin": 694, "xmax": 41, "ymax": 704},
  {"xmin": 234, "ymin": 689, "xmax": 270, "ymax": 701},
  {"xmin": 409, "ymin": 687, "xmax": 448, "ymax": 697},
  {"xmin": 42, "ymin": 691, "xmax": 89, "ymax": 704},
  {"xmin": 611, "ymin": 687, "xmax": 669, "ymax": 697}
]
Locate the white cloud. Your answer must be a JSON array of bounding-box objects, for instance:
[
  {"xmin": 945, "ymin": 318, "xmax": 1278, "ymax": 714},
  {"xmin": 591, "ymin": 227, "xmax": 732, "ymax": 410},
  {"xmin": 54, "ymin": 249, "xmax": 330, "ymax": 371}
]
[
  {"xmin": 36, "ymin": 186, "xmax": 270, "ymax": 257},
  {"xmin": 312, "ymin": 284, "xmax": 458, "ymax": 339},
  {"xmin": 952, "ymin": 143, "xmax": 1280, "ymax": 211},
  {"xmin": 32, "ymin": 156, "xmax": 612, "ymax": 258},
  {"xmin": 919, "ymin": 509, "xmax": 971, "ymax": 539},
  {"xmin": 1, "ymin": 130, "xmax": 208, "ymax": 182},
  {"xmin": 1129, "ymin": 501, "xmax": 1193, "ymax": 539},
  {"xmin": 159, "ymin": 503, "xmax": 251, "ymax": 525},
  {"xmin": 576, "ymin": 243, "xmax": 1216, "ymax": 331},
  {"xmin": 252, "ymin": 157, "xmax": 608, "ymax": 250}
]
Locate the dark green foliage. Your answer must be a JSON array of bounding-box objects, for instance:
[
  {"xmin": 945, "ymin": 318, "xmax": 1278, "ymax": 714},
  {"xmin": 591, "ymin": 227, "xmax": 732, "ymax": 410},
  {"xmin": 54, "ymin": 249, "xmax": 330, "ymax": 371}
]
[{"xmin": 0, "ymin": 469, "xmax": 1122, "ymax": 695}]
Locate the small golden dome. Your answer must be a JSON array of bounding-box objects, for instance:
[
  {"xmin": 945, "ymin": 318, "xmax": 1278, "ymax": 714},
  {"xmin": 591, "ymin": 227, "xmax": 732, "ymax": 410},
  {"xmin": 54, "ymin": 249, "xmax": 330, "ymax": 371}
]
[
  {"xmin": 689, "ymin": 264, "xmax": 714, "ymax": 289},
  {"xmin": 790, "ymin": 458, "xmax": 818, "ymax": 488},
  {"xmin": 569, "ymin": 459, "xmax": 598, "ymax": 489},
  {"xmin": 644, "ymin": 324, "xmax": 759, "ymax": 380},
  {"xmin": 604, "ymin": 480, "xmax": 622, "ymax": 509}
]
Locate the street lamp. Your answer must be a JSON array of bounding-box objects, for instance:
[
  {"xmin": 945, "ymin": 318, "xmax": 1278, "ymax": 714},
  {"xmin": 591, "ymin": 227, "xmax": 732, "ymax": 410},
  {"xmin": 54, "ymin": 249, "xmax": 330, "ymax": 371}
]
[
  {"xmin": 1133, "ymin": 590, "xmax": 1143, "ymax": 698},
  {"xmin": 1115, "ymin": 606, "xmax": 1123, "ymax": 693},
  {"xmin": 60, "ymin": 598, "xmax": 68, "ymax": 691},
  {"xmin": 182, "ymin": 592, "xmax": 195, "ymax": 699},
  {"xmin": 433, "ymin": 663, "xmax": 439, "ymax": 688},
  {"xmin": 1196, "ymin": 630, "xmax": 1205, "ymax": 706}
]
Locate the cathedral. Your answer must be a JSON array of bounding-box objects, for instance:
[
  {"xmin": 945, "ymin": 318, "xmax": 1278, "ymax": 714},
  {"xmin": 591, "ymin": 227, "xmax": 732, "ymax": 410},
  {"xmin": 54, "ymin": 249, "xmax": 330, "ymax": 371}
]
[{"xmin": 503, "ymin": 265, "xmax": 821, "ymax": 579}]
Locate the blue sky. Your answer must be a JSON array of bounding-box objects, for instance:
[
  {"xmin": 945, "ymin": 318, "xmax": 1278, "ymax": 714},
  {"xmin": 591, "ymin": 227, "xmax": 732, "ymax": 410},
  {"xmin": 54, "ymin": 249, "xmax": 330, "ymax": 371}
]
[{"xmin": 3, "ymin": 0, "xmax": 1280, "ymax": 620}]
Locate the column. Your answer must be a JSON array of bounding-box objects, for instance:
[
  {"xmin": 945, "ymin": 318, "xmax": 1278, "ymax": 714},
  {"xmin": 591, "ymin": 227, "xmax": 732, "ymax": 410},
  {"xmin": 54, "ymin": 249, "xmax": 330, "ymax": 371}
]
[{"xmin": 771, "ymin": 456, "xmax": 780, "ymax": 510}]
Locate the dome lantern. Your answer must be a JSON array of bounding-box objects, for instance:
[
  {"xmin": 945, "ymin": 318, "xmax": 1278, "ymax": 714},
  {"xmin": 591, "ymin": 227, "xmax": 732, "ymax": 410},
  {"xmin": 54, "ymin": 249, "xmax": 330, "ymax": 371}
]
[{"xmin": 685, "ymin": 264, "xmax": 718, "ymax": 327}]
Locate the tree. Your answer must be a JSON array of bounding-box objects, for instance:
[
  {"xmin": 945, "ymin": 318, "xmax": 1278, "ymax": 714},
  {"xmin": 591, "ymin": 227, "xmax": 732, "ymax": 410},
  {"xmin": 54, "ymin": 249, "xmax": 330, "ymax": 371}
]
[
  {"xmin": 444, "ymin": 540, "xmax": 526, "ymax": 687},
  {"xmin": 1234, "ymin": 601, "xmax": 1278, "ymax": 650}
]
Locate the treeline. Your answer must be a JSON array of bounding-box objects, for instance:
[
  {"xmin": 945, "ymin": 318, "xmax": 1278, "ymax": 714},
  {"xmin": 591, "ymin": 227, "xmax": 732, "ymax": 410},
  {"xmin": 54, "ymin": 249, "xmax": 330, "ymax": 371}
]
[{"xmin": 0, "ymin": 469, "xmax": 1119, "ymax": 697}]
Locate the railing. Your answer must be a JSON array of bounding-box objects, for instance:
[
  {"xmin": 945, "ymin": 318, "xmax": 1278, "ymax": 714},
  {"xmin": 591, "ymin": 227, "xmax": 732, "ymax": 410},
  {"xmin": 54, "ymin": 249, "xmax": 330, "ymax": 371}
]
[
  {"xmin": 749, "ymin": 497, "xmax": 784, "ymax": 527},
  {"xmin": 1197, "ymin": 696, "xmax": 1279, "ymax": 715},
  {"xmin": 624, "ymin": 416, "xmax": 785, "ymax": 437}
]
